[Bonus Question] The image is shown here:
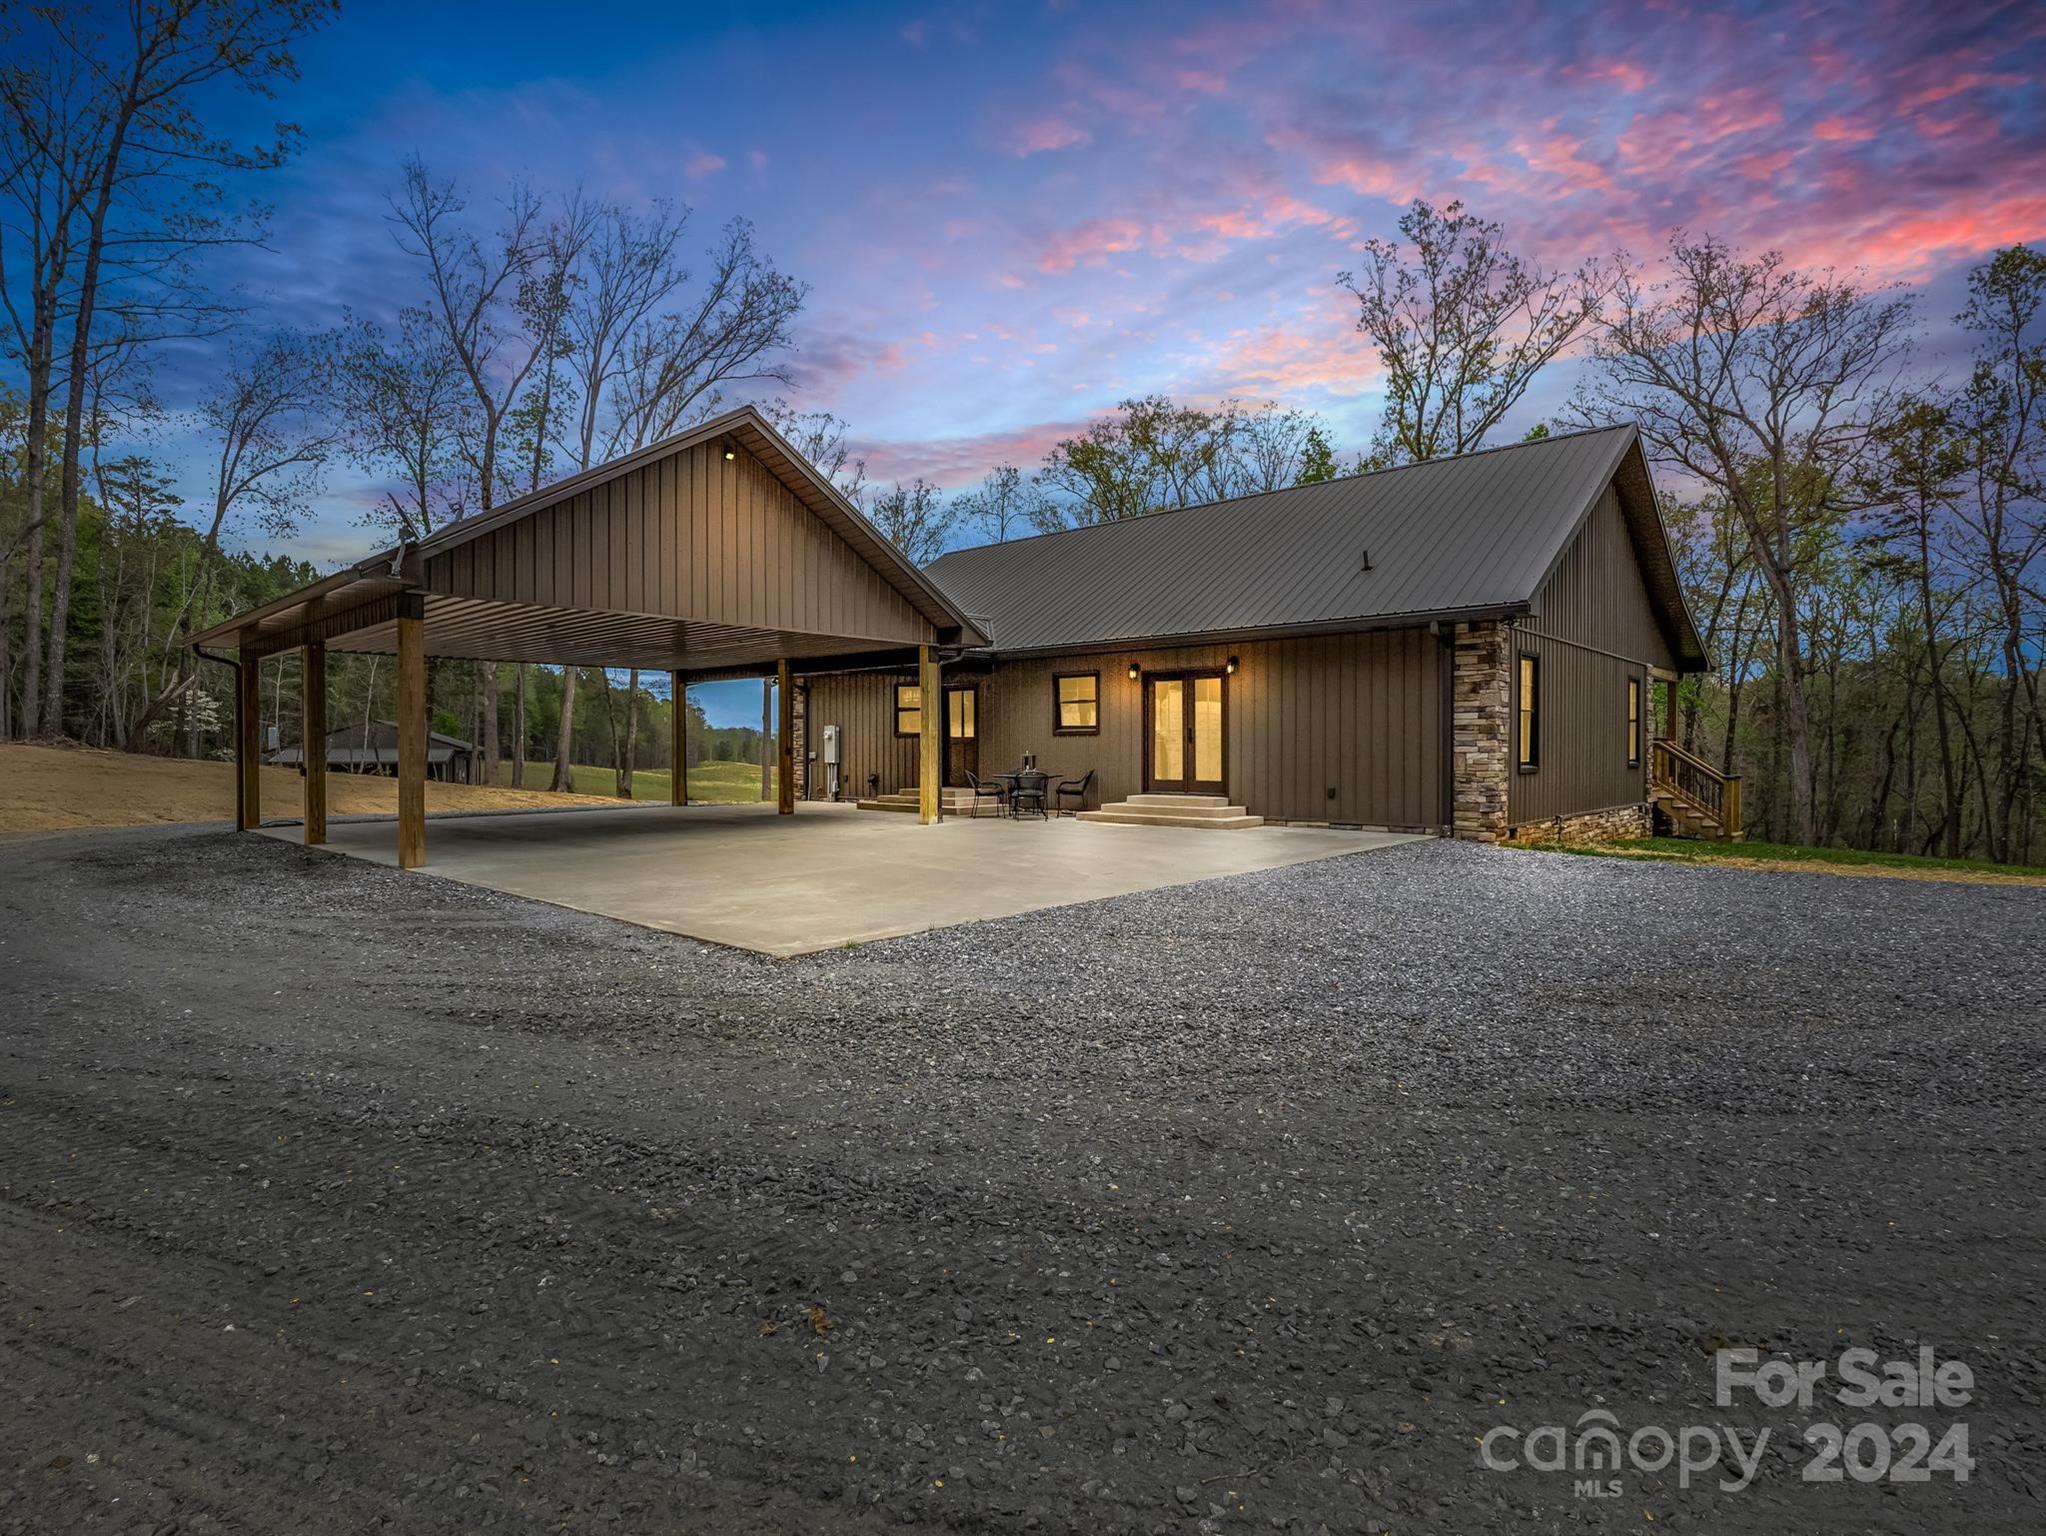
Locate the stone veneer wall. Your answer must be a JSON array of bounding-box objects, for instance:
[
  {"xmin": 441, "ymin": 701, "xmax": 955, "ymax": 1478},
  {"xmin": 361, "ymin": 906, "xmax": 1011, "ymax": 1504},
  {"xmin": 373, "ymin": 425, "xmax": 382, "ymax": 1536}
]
[
  {"xmin": 1451, "ymin": 620, "xmax": 1509, "ymax": 842},
  {"xmin": 1511, "ymin": 801, "xmax": 1652, "ymax": 845},
  {"xmin": 791, "ymin": 679, "xmax": 808, "ymax": 799}
]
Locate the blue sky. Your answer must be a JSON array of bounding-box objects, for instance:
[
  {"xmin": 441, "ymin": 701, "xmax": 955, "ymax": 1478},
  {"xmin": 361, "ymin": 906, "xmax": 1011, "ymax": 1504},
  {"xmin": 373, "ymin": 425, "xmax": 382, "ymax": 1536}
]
[{"xmin": 66, "ymin": 0, "xmax": 2046, "ymax": 720}]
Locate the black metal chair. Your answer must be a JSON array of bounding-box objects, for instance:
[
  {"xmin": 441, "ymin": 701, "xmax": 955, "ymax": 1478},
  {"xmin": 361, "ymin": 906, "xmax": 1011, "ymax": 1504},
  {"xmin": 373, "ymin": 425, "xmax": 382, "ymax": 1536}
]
[
  {"xmin": 962, "ymin": 768, "xmax": 1007, "ymax": 819},
  {"xmin": 1009, "ymin": 769, "xmax": 1048, "ymax": 820},
  {"xmin": 1053, "ymin": 768, "xmax": 1095, "ymax": 817}
]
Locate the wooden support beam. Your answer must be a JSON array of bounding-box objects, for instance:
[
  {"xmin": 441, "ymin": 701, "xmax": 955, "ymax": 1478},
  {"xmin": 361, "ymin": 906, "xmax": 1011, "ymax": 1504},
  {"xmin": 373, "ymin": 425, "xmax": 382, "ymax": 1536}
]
[
  {"xmin": 396, "ymin": 593, "xmax": 427, "ymax": 869},
  {"xmin": 235, "ymin": 649, "xmax": 262, "ymax": 831},
  {"xmin": 302, "ymin": 642, "xmax": 327, "ymax": 846},
  {"xmin": 670, "ymin": 670, "xmax": 687, "ymax": 806},
  {"xmin": 776, "ymin": 658, "xmax": 795, "ymax": 813},
  {"xmin": 917, "ymin": 644, "xmax": 942, "ymax": 825}
]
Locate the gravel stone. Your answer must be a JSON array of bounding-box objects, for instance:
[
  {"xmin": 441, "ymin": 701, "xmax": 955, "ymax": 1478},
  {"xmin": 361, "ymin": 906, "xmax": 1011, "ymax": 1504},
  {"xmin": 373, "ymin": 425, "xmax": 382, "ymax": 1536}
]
[{"xmin": 1, "ymin": 822, "xmax": 2040, "ymax": 1534}]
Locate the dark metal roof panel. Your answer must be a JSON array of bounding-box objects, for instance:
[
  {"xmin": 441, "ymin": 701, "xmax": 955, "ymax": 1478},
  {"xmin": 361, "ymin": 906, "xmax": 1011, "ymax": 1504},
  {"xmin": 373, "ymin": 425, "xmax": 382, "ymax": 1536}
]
[{"xmin": 925, "ymin": 426, "xmax": 1640, "ymax": 653}]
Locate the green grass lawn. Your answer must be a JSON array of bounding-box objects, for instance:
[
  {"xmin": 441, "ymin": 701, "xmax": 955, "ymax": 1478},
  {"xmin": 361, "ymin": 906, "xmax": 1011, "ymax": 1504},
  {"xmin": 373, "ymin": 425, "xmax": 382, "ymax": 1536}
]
[
  {"xmin": 493, "ymin": 758, "xmax": 774, "ymax": 804},
  {"xmin": 1559, "ymin": 834, "xmax": 2046, "ymax": 879}
]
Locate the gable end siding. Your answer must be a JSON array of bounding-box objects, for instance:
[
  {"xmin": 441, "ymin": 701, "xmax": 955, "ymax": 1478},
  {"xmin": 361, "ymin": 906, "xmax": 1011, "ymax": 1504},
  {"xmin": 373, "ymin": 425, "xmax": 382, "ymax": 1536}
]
[{"xmin": 1509, "ymin": 484, "xmax": 1673, "ymax": 826}]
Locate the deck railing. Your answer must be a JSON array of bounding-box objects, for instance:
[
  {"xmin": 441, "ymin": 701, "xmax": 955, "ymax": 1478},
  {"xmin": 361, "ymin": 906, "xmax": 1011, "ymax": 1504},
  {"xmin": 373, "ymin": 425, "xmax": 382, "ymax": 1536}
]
[{"xmin": 1652, "ymin": 737, "xmax": 1742, "ymax": 839}]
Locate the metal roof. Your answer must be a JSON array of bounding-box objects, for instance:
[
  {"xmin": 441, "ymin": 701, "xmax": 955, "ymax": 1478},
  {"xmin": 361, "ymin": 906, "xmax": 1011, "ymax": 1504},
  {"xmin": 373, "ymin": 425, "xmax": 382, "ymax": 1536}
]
[{"xmin": 924, "ymin": 424, "xmax": 1705, "ymax": 665}]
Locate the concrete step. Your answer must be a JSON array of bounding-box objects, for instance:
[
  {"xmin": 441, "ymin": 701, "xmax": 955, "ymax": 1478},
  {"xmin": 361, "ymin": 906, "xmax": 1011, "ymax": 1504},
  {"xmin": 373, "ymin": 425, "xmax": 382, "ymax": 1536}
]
[
  {"xmin": 1122, "ymin": 793, "xmax": 1232, "ymax": 809},
  {"xmin": 857, "ymin": 789, "xmax": 986, "ymax": 813},
  {"xmin": 1077, "ymin": 802, "xmax": 1264, "ymax": 830}
]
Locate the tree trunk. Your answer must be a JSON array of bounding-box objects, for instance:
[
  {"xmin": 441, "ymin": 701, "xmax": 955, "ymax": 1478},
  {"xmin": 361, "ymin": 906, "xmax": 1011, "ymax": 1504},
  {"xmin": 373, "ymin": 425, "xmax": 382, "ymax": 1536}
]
[
  {"xmin": 511, "ymin": 664, "xmax": 526, "ymax": 787},
  {"xmin": 551, "ymin": 665, "xmax": 577, "ymax": 791},
  {"xmin": 1915, "ymin": 524, "xmax": 1962, "ymax": 858},
  {"xmin": 619, "ymin": 668, "xmax": 639, "ymax": 799},
  {"xmin": 477, "ymin": 662, "xmax": 499, "ymax": 788}
]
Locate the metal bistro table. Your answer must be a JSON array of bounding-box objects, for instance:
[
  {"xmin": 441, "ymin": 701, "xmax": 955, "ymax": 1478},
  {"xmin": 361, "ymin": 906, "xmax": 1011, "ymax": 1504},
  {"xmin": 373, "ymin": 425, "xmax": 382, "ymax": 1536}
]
[{"xmin": 995, "ymin": 768, "xmax": 1059, "ymax": 819}]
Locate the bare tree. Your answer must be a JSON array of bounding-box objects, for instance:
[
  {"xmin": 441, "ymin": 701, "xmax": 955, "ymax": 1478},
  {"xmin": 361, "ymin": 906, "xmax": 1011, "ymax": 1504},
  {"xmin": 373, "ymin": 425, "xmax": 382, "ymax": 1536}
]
[
  {"xmin": 0, "ymin": 42, "xmax": 99, "ymax": 737},
  {"xmin": 128, "ymin": 329, "xmax": 337, "ymax": 741},
  {"xmin": 865, "ymin": 479, "xmax": 957, "ymax": 565},
  {"xmin": 953, "ymin": 463, "xmax": 1054, "ymax": 543},
  {"xmin": 1948, "ymin": 247, "xmax": 2046, "ymax": 860},
  {"xmin": 1340, "ymin": 199, "xmax": 1610, "ymax": 466},
  {"xmin": 763, "ymin": 398, "xmax": 866, "ymax": 502},
  {"xmin": 338, "ymin": 306, "xmax": 474, "ymax": 538},
  {"xmin": 1578, "ymin": 234, "xmax": 1913, "ymax": 842},
  {"xmin": 1036, "ymin": 395, "xmax": 1330, "ymax": 526},
  {"xmin": 605, "ymin": 218, "xmax": 806, "ymax": 452},
  {"xmin": 34, "ymin": 0, "xmax": 330, "ymax": 738}
]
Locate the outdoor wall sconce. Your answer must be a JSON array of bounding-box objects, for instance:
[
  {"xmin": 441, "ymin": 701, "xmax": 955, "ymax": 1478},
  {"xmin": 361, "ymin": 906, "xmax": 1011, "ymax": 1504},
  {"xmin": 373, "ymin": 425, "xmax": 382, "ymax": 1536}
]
[
  {"xmin": 1127, "ymin": 662, "xmax": 1140, "ymax": 680},
  {"xmin": 721, "ymin": 440, "xmax": 737, "ymax": 460},
  {"xmin": 1225, "ymin": 655, "xmax": 1238, "ymax": 674}
]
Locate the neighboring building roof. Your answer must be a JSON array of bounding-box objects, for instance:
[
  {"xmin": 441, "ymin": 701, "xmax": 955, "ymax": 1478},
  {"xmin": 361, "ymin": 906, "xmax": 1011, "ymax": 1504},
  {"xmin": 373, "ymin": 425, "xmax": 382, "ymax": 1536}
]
[
  {"xmin": 924, "ymin": 424, "xmax": 1707, "ymax": 668},
  {"xmin": 267, "ymin": 720, "xmax": 477, "ymax": 766}
]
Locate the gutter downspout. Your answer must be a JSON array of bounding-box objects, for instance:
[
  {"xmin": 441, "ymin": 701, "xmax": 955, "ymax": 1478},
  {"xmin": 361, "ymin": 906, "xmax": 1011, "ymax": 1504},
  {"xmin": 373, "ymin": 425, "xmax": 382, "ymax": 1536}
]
[{"xmin": 194, "ymin": 644, "xmax": 243, "ymax": 829}]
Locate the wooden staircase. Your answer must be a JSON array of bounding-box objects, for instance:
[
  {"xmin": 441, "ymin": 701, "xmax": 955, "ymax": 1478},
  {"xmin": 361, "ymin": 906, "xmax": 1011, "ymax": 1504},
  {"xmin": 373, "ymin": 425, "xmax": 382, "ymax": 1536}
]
[{"xmin": 1651, "ymin": 738, "xmax": 1743, "ymax": 841}]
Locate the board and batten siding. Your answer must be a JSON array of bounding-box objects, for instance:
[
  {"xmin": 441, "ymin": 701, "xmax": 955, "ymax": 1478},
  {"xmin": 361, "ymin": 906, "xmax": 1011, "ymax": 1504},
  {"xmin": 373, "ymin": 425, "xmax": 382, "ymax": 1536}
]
[
  {"xmin": 805, "ymin": 669, "xmax": 921, "ymax": 801},
  {"xmin": 1509, "ymin": 485, "xmax": 1676, "ymax": 827},
  {"xmin": 424, "ymin": 441, "xmax": 934, "ymax": 647},
  {"xmin": 806, "ymin": 629, "xmax": 1445, "ymax": 828}
]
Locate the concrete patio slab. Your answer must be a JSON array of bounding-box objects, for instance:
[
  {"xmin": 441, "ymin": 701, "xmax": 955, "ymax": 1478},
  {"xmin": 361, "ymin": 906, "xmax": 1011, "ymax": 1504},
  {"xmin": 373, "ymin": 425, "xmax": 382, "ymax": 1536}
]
[{"xmin": 264, "ymin": 802, "xmax": 1423, "ymax": 956}]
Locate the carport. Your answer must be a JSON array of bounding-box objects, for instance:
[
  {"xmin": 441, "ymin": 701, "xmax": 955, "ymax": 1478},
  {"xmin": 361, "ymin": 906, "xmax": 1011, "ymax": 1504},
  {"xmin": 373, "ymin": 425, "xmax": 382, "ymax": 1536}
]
[{"xmin": 191, "ymin": 405, "xmax": 984, "ymax": 866}]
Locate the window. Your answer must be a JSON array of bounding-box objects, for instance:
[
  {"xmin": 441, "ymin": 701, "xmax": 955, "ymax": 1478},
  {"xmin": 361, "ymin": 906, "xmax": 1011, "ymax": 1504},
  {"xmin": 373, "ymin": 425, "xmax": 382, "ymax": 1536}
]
[
  {"xmin": 1517, "ymin": 654, "xmax": 1539, "ymax": 770},
  {"xmin": 947, "ymin": 688, "xmax": 975, "ymax": 740},
  {"xmin": 1054, "ymin": 671, "xmax": 1100, "ymax": 733},
  {"xmin": 894, "ymin": 683, "xmax": 921, "ymax": 737},
  {"xmin": 1627, "ymin": 677, "xmax": 1642, "ymax": 766}
]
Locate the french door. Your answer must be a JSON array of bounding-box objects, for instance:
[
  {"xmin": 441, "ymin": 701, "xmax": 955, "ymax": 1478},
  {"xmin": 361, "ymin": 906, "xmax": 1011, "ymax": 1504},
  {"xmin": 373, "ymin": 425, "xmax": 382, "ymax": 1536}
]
[
  {"xmin": 1145, "ymin": 673, "xmax": 1225, "ymax": 794},
  {"xmin": 944, "ymin": 686, "xmax": 978, "ymax": 786}
]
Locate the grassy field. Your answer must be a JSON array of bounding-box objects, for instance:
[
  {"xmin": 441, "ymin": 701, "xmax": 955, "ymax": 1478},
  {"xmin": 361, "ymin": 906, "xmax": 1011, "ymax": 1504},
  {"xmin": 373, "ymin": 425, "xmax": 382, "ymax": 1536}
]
[
  {"xmin": 494, "ymin": 758, "xmax": 774, "ymax": 804},
  {"xmin": 1528, "ymin": 832, "xmax": 2046, "ymax": 887},
  {"xmin": 0, "ymin": 742, "xmax": 630, "ymax": 837}
]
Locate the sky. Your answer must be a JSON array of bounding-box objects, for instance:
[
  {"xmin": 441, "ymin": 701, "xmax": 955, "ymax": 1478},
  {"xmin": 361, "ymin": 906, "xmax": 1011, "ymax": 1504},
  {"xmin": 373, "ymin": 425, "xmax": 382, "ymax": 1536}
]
[{"xmin": 125, "ymin": 0, "xmax": 2046, "ymax": 720}]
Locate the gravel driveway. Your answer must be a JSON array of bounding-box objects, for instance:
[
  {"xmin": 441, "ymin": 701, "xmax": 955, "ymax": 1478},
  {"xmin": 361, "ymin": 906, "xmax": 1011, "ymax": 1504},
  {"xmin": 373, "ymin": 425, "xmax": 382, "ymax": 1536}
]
[{"xmin": 2, "ymin": 826, "xmax": 2041, "ymax": 1534}]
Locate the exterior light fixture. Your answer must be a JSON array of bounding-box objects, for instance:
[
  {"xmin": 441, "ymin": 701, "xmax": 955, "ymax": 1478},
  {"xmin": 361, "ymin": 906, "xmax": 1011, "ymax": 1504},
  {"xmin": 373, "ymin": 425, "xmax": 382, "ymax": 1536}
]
[
  {"xmin": 722, "ymin": 442, "xmax": 737, "ymax": 460},
  {"xmin": 1127, "ymin": 661, "xmax": 1140, "ymax": 680},
  {"xmin": 1225, "ymin": 655, "xmax": 1238, "ymax": 675}
]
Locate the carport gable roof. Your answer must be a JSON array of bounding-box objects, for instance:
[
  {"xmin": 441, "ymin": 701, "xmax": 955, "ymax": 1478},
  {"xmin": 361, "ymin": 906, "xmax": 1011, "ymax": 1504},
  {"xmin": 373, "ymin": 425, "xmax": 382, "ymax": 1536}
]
[
  {"xmin": 192, "ymin": 405, "xmax": 986, "ymax": 660},
  {"xmin": 924, "ymin": 424, "xmax": 1706, "ymax": 667}
]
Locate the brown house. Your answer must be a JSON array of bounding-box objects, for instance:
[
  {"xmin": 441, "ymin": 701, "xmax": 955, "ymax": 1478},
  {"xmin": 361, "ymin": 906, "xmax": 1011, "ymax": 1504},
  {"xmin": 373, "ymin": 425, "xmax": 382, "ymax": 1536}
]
[
  {"xmin": 194, "ymin": 405, "xmax": 1724, "ymax": 868},
  {"xmin": 813, "ymin": 422, "xmax": 1711, "ymax": 841}
]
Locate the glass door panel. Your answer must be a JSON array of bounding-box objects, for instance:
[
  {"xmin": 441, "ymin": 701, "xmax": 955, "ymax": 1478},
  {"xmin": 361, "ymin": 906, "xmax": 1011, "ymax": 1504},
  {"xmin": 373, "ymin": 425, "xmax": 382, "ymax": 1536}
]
[
  {"xmin": 1151, "ymin": 678, "xmax": 1185, "ymax": 787},
  {"xmin": 1193, "ymin": 676, "xmax": 1223, "ymax": 787}
]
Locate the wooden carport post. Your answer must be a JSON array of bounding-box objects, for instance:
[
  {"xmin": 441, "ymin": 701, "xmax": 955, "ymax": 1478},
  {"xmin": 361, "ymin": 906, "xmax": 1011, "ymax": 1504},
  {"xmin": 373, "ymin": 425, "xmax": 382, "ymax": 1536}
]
[
  {"xmin": 776, "ymin": 658, "xmax": 795, "ymax": 813},
  {"xmin": 235, "ymin": 648, "xmax": 262, "ymax": 831},
  {"xmin": 918, "ymin": 644, "xmax": 942, "ymax": 825},
  {"xmin": 670, "ymin": 670, "xmax": 687, "ymax": 806},
  {"xmin": 396, "ymin": 593, "xmax": 427, "ymax": 869},
  {"xmin": 302, "ymin": 642, "xmax": 327, "ymax": 845}
]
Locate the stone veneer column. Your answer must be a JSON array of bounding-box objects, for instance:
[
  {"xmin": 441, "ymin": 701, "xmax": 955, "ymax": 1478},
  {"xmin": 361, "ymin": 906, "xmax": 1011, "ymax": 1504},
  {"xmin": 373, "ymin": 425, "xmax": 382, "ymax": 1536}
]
[
  {"xmin": 791, "ymin": 678, "xmax": 808, "ymax": 801},
  {"xmin": 1451, "ymin": 621, "xmax": 1509, "ymax": 842}
]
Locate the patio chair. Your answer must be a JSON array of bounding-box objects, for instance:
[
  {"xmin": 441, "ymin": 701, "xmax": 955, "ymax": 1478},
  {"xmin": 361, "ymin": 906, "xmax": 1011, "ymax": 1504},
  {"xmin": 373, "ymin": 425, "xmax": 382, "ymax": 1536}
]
[
  {"xmin": 962, "ymin": 769, "xmax": 1007, "ymax": 819},
  {"xmin": 1009, "ymin": 769, "xmax": 1049, "ymax": 820},
  {"xmin": 1052, "ymin": 768, "xmax": 1096, "ymax": 817}
]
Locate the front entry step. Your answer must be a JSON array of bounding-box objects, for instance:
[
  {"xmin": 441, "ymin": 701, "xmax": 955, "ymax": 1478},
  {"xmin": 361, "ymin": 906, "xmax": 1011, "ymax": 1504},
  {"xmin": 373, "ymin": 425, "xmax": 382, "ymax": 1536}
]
[
  {"xmin": 1077, "ymin": 793, "xmax": 1263, "ymax": 829},
  {"xmin": 856, "ymin": 788, "xmax": 985, "ymax": 813}
]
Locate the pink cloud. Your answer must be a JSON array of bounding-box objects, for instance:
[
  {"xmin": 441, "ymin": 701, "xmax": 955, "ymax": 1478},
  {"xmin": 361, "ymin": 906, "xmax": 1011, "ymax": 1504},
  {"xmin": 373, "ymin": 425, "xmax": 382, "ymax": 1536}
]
[
  {"xmin": 1036, "ymin": 216, "xmax": 1158, "ymax": 272},
  {"xmin": 1811, "ymin": 116, "xmax": 1876, "ymax": 143},
  {"xmin": 682, "ymin": 149, "xmax": 725, "ymax": 180},
  {"xmin": 1010, "ymin": 114, "xmax": 1092, "ymax": 156}
]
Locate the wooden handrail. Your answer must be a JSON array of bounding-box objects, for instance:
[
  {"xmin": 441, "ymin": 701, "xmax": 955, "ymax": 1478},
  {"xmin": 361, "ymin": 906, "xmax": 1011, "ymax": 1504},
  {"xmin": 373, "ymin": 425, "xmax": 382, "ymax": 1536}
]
[{"xmin": 1652, "ymin": 736, "xmax": 1742, "ymax": 838}]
